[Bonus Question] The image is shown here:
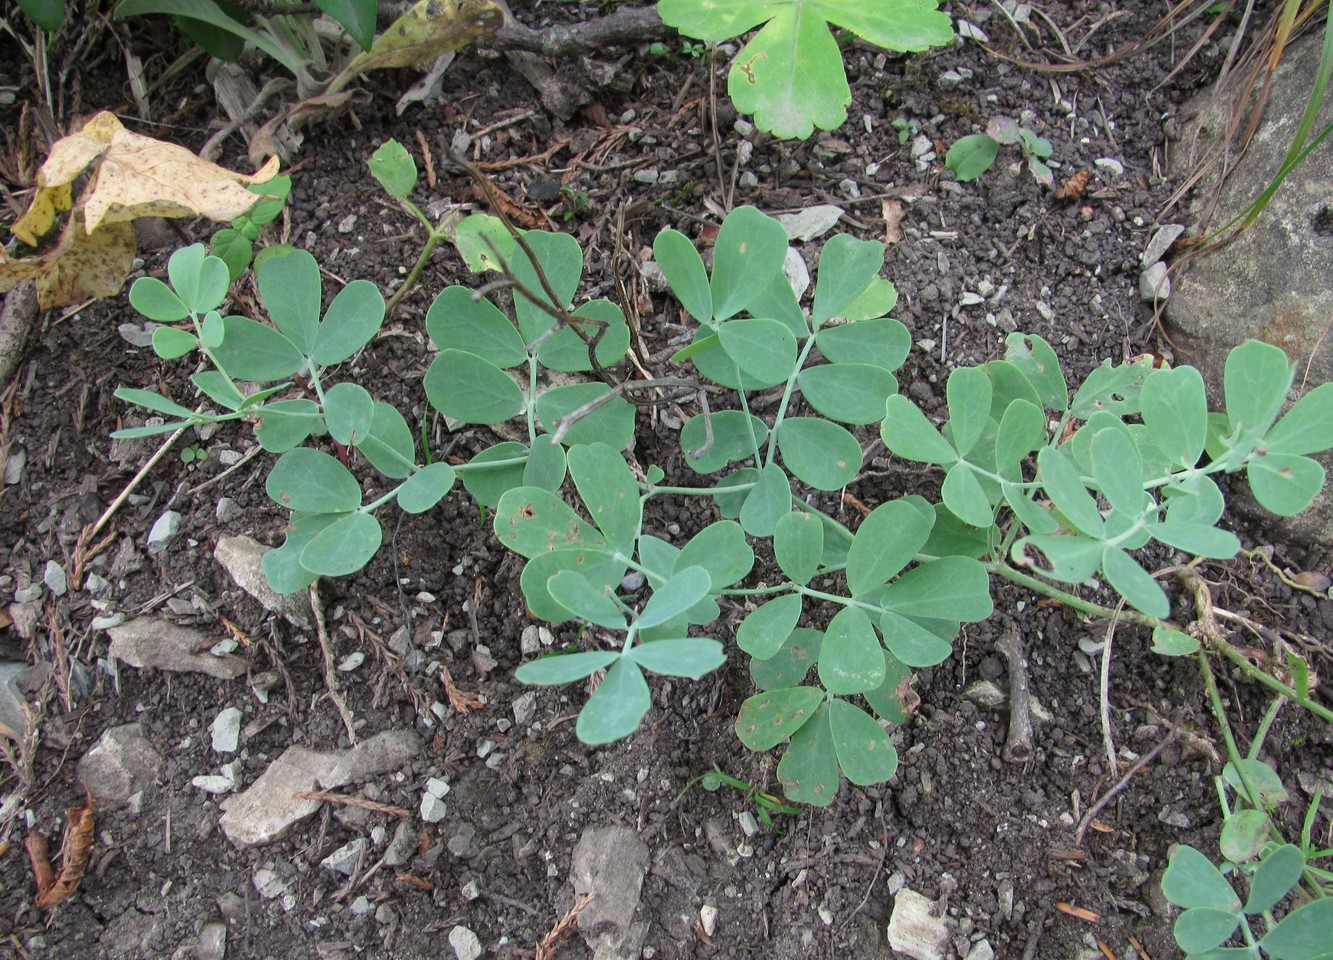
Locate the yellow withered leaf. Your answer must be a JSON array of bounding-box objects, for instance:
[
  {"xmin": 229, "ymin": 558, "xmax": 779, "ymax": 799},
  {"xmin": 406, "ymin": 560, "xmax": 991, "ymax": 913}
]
[
  {"xmin": 11, "ymin": 183, "xmax": 73, "ymax": 247},
  {"xmin": 35, "ymin": 216, "xmax": 136, "ymax": 309},
  {"xmin": 33, "ymin": 112, "xmax": 122, "ymax": 191},
  {"xmin": 340, "ymin": 0, "xmax": 502, "ymax": 78}
]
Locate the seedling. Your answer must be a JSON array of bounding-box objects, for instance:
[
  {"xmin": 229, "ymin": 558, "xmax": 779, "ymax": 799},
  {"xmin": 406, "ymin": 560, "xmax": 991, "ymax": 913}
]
[
  {"xmin": 180, "ymin": 443, "xmax": 209, "ymax": 465},
  {"xmin": 210, "ymin": 174, "xmax": 292, "ymax": 282},
  {"xmin": 892, "ymin": 117, "xmax": 920, "ymax": 146},
  {"xmin": 946, "ymin": 117, "xmax": 1055, "ymax": 185},
  {"xmin": 674, "ymin": 764, "xmax": 803, "ymax": 827}
]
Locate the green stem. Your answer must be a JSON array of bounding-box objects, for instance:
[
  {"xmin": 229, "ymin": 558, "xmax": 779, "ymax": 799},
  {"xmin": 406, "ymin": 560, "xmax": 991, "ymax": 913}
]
[
  {"xmin": 385, "ymin": 207, "xmax": 458, "ymax": 317},
  {"xmin": 989, "ymin": 562, "xmax": 1166, "ymax": 626},
  {"xmin": 765, "ymin": 335, "xmax": 819, "ymax": 467}
]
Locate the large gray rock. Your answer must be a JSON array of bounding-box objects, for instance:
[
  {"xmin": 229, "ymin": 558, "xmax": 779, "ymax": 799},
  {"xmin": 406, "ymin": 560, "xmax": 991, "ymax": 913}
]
[
  {"xmin": 571, "ymin": 825, "xmax": 650, "ymax": 960},
  {"xmin": 107, "ymin": 618, "xmax": 245, "ymax": 680},
  {"xmin": 1166, "ymin": 31, "xmax": 1333, "ymax": 547},
  {"xmin": 78, "ymin": 723, "xmax": 163, "ymax": 805}
]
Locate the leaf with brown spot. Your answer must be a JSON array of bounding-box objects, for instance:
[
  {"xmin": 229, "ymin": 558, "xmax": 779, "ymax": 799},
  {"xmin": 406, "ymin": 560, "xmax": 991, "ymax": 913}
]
[{"xmin": 35, "ymin": 216, "xmax": 135, "ymax": 308}]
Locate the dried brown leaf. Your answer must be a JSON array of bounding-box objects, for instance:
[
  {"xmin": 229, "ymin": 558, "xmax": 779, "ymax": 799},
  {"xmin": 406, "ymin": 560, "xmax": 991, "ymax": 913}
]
[
  {"xmin": 35, "ymin": 217, "xmax": 136, "ymax": 308},
  {"xmin": 881, "ymin": 198, "xmax": 905, "ymax": 245},
  {"xmin": 28, "ymin": 794, "xmax": 96, "ymax": 909}
]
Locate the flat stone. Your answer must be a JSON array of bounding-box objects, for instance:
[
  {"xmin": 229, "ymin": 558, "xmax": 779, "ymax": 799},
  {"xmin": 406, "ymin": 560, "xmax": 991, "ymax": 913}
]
[
  {"xmin": 211, "ymin": 707, "xmax": 242, "ymax": 753},
  {"xmin": 196, "ymin": 923, "xmax": 227, "ymax": 960},
  {"xmin": 1139, "ymin": 261, "xmax": 1170, "ymax": 301},
  {"xmin": 0, "ymin": 660, "xmax": 27, "ymax": 740},
  {"xmin": 320, "ymin": 837, "xmax": 367, "ymax": 876},
  {"xmin": 42, "ymin": 560, "xmax": 67, "ymax": 597},
  {"xmin": 776, "ymin": 204, "xmax": 843, "ymax": 241},
  {"xmin": 420, "ymin": 792, "xmax": 448, "ymax": 823},
  {"xmin": 448, "ymin": 926, "xmax": 483, "ymax": 960},
  {"xmin": 253, "ymin": 868, "xmax": 288, "ymax": 899},
  {"xmin": 214, "ymin": 536, "xmax": 312, "ymax": 629},
  {"xmin": 108, "ymin": 618, "xmax": 244, "ymax": 680},
  {"xmin": 572, "ymin": 825, "xmax": 650, "ymax": 956},
  {"xmin": 77, "ymin": 723, "xmax": 163, "ymax": 805},
  {"xmin": 887, "ymin": 888, "xmax": 954, "ymax": 960},
  {"xmin": 1141, "ymin": 223, "xmax": 1185, "ymax": 267},
  {"xmin": 219, "ymin": 730, "xmax": 420, "ymax": 847},
  {"xmin": 147, "ymin": 510, "xmax": 182, "ymax": 554},
  {"xmin": 512, "ymin": 692, "xmax": 536, "ymax": 727}
]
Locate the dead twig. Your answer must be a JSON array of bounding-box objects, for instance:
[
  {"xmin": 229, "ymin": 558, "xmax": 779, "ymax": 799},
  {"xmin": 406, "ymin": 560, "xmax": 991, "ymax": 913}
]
[
  {"xmin": 1099, "ymin": 600, "xmax": 1126, "ymax": 776},
  {"xmin": 293, "ymin": 790, "xmax": 412, "ymax": 819},
  {"xmin": 310, "ymin": 583, "xmax": 357, "ymax": 745},
  {"xmin": 1075, "ymin": 722, "xmax": 1181, "ymax": 845},
  {"xmin": 26, "ymin": 790, "xmax": 96, "ymax": 909},
  {"xmin": 995, "ymin": 624, "xmax": 1035, "ymax": 763},
  {"xmin": 535, "ymin": 892, "xmax": 595, "ymax": 960}
]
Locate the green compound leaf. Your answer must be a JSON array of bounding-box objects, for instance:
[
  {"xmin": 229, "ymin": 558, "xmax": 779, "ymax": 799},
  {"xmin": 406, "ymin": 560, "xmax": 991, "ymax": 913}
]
[
  {"xmin": 1266, "ymin": 381, "xmax": 1333, "ymax": 456},
  {"xmin": 628, "ymin": 637, "xmax": 726, "ymax": 678},
  {"xmin": 516, "ymin": 650, "xmax": 619, "ymax": 685},
  {"xmin": 322, "ymin": 382, "xmax": 375, "ymax": 446},
  {"xmin": 863, "ymin": 652, "xmax": 912, "ymax": 723},
  {"xmin": 165, "ymin": 244, "xmax": 226, "ymax": 314},
  {"xmin": 452, "ymin": 214, "xmax": 515, "ymax": 273},
  {"xmin": 719, "ymin": 318, "xmax": 798, "ymax": 384},
  {"xmin": 520, "ymin": 549, "xmax": 625, "ymax": 624},
  {"xmin": 778, "ymin": 704, "xmax": 839, "ymax": 806},
  {"xmin": 1174, "ymin": 908, "xmax": 1242, "ymax": 956},
  {"xmin": 816, "ymin": 318, "xmax": 911, "ymax": 371},
  {"xmin": 812, "ymin": 234, "xmax": 885, "ymax": 324},
  {"xmin": 674, "ymin": 520, "xmax": 754, "ymax": 588},
  {"xmin": 192, "ymin": 371, "xmax": 244, "ymax": 411},
  {"xmin": 946, "ymin": 366, "xmax": 993, "ymax": 459},
  {"xmin": 246, "ymin": 175, "xmax": 290, "ymax": 226},
  {"xmin": 568, "ymin": 442, "xmax": 641, "ymax": 549},
  {"xmin": 522, "ymin": 435, "xmax": 567, "ymax": 492},
  {"xmin": 1003, "ymin": 482, "xmax": 1059, "ymax": 535},
  {"xmin": 367, "ymin": 139, "xmax": 417, "ymax": 200},
  {"xmin": 130, "ymin": 276, "xmax": 190, "ymax": 322},
  {"xmin": 425, "ymin": 349, "xmax": 525, "ymax": 424},
  {"xmin": 1248, "ymin": 452, "xmax": 1326, "ymax": 516},
  {"xmin": 397, "ymin": 462, "xmax": 457, "ymax": 514},
  {"xmin": 841, "ymin": 277, "xmax": 899, "ymax": 320},
  {"xmin": 994, "ymin": 399, "xmax": 1045, "ymax": 480},
  {"xmin": 461, "ymin": 441, "xmax": 527, "ymax": 508},
  {"xmin": 255, "ymin": 399, "xmax": 321, "ymax": 453},
  {"xmin": 711, "ymin": 467, "xmax": 759, "ymax": 520},
  {"xmin": 882, "ymin": 394, "xmax": 957, "ymax": 465},
  {"xmin": 846, "ymin": 498, "xmax": 933, "ymax": 597},
  {"xmin": 747, "ymin": 268, "xmax": 809, "ymax": 339},
  {"xmin": 750, "ymin": 627, "xmax": 822, "ymax": 690},
  {"xmin": 1225, "ymin": 339, "xmax": 1293, "ymax": 437},
  {"xmin": 880, "ymin": 610, "xmax": 952, "ymax": 667},
  {"xmin": 1162, "ymin": 845, "xmax": 1241, "ymax": 911},
  {"xmin": 774, "ymin": 510, "xmax": 825, "ymax": 585},
  {"xmin": 637, "ymin": 567, "xmax": 713, "ymax": 629},
  {"xmin": 736, "ymin": 685, "xmax": 824, "ymax": 751},
  {"xmin": 710, "ymin": 206, "xmax": 789, "ymax": 321},
  {"xmin": 267, "ymin": 448, "xmax": 361, "ymax": 513},
  {"xmin": 1259, "ymin": 898, "xmax": 1333, "ymax": 960},
  {"xmin": 313, "ymin": 279, "xmax": 385, "ymax": 366},
  {"xmin": 1141, "ymin": 365, "xmax": 1207, "ymax": 467},
  {"xmin": 533, "ymin": 382, "xmax": 635, "ymax": 449},
  {"xmin": 941, "ymin": 462, "xmax": 994, "ymax": 528},
  {"xmin": 1150, "ymin": 626, "xmax": 1200, "ymax": 656},
  {"xmin": 1219, "ymin": 808, "xmax": 1270, "ymax": 864},
  {"xmin": 151, "ymin": 326, "xmax": 198, "ymax": 360},
  {"xmin": 797, "ymin": 363, "xmax": 897, "ymax": 425},
  {"xmin": 681, "ymin": 409, "xmax": 767, "ymax": 473},
  {"xmin": 214, "ymin": 316, "xmax": 304, "ymax": 381},
  {"xmin": 817, "ymin": 605, "xmax": 884, "ymax": 695},
  {"xmin": 1101, "ymin": 547, "xmax": 1169, "ymax": 618},
  {"xmin": 1004, "ymin": 333, "xmax": 1068, "ymax": 411},
  {"xmin": 1244, "ymin": 844, "xmax": 1305, "ymax": 914},
  {"xmin": 510, "ymin": 231, "xmax": 583, "ymax": 345},
  {"xmin": 546, "ymin": 570, "xmax": 626, "ymax": 629},
  {"xmin": 262, "ymin": 514, "xmax": 337, "ymax": 594},
  {"xmin": 945, "ymin": 134, "xmax": 999, "ymax": 182},
  {"xmin": 985, "ymin": 359, "xmax": 1043, "ymax": 421},
  {"xmin": 1090, "ymin": 426, "xmax": 1146, "ymax": 516},
  {"xmin": 256, "ymin": 246, "xmax": 320, "ymax": 355},
  {"xmin": 880, "ymin": 556, "xmax": 993, "ymax": 621},
  {"xmin": 1036, "ymin": 445, "xmax": 1104, "ymax": 537},
  {"xmin": 576, "ymin": 657, "xmax": 651, "ymax": 745},
  {"xmin": 537, "ymin": 299, "xmax": 631, "ymax": 373},
  {"xmin": 828, "ymin": 698, "xmax": 897, "ymax": 786},
  {"xmin": 1148, "ymin": 521, "xmax": 1241, "ymax": 559},
  {"xmin": 300, "ymin": 511, "xmax": 382, "ymax": 577},
  {"xmin": 737, "ymin": 593, "xmax": 803, "ymax": 658},
  {"xmin": 358, "ymin": 402, "xmax": 416, "ymax": 479},
  {"xmin": 740, "ymin": 463, "xmax": 792, "ymax": 537},
  {"xmin": 425, "ymin": 286, "xmax": 527, "ymax": 369},
  {"xmin": 494, "ymin": 487, "xmax": 607, "ymax": 559},
  {"xmin": 653, "ymin": 228, "xmax": 712, "ymax": 323},
  {"xmin": 1014, "ymin": 532, "xmax": 1103, "ymax": 582},
  {"xmin": 1070, "ymin": 355, "xmax": 1155, "ymax": 419},
  {"xmin": 776, "ymin": 417, "xmax": 862, "ymax": 491}
]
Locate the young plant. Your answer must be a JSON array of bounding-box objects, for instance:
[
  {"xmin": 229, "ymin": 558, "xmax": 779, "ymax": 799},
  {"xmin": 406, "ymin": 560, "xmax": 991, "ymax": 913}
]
[
  {"xmin": 656, "ymin": 0, "xmax": 954, "ymax": 139},
  {"xmin": 210, "ymin": 174, "xmax": 293, "ymax": 281},
  {"xmin": 674, "ymin": 764, "xmax": 802, "ymax": 827},
  {"xmin": 117, "ymin": 202, "xmax": 1333, "ymax": 809},
  {"xmin": 946, "ymin": 117, "xmax": 1055, "ymax": 186}
]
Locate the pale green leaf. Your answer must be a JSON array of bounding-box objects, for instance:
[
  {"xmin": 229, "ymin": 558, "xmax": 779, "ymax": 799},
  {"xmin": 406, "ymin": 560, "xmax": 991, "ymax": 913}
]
[
  {"xmin": 425, "ymin": 349, "xmax": 525, "ymax": 424},
  {"xmin": 300, "ymin": 511, "xmax": 382, "ymax": 577},
  {"xmin": 777, "ymin": 417, "xmax": 862, "ymax": 490},
  {"xmin": 797, "ymin": 363, "xmax": 897, "ymax": 425},
  {"xmin": 719, "ymin": 318, "xmax": 797, "ymax": 384},
  {"xmin": 1266, "ymin": 381, "xmax": 1333, "ymax": 456},
  {"xmin": 750, "ymin": 627, "xmax": 822, "ymax": 690},
  {"xmin": 773, "ymin": 511, "xmax": 824, "ymax": 585},
  {"xmin": 313, "ymin": 280, "xmax": 384, "ymax": 366},
  {"xmin": 817, "ymin": 605, "xmax": 884, "ymax": 695},
  {"xmin": 1141, "ymin": 365, "xmax": 1208, "ymax": 467},
  {"xmin": 1101, "ymin": 546, "xmax": 1169, "ymax": 618},
  {"xmin": 945, "ymin": 134, "xmax": 998, "ymax": 181},
  {"xmin": 367, "ymin": 139, "xmax": 416, "ymax": 200},
  {"xmin": 536, "ymin": 382, "xmax": 636, "ymax": 449},
  {"xmin": 739, "ymin": 463, "xmax": 792, "ymax": 537},
  {"xmin": 214, "ymin": 316, "xmax": 304, "ymax": 381},
  {"xmin": 778, "ymin": 705, "xmax": 839, "ymax": 806},
  {"xmin": 941, "ymin": 462, "xmax": 994, "ymax": 528},
  {"xmin": 397, "ymin": 462, "xmax": 457, "ymax": 513},
  {"xmin": 845, "ymin": 498, "xmax": 933, "ymax": 596},
  {"xmin": 256, "ymin": 246, "xmax": 320, "ymax": 354},
  {"xmin": 358, "ymin": 402, "xmax": 416, "ymax": 479},
  {"xmin": 828, "ymin": 698, "xmax": 897, "ymax": 786},
  {"xmin": 130, "ymin": 276, "xmax": 189, "ymax": 322},
  {"xmin": 1224, "ymin": 339, "xmax": 1293, "ymax": 437},
  {"xmin": 674, "ymin": 520, "xmax": 754, "ymax": 587},
  {"xmin": 879, "ymin": 556, "xmax": 992, "ymax": 621},
  {"xmin": 815, "ymin": 317, "xmax": 911, "ymax": 370},
  {"xmin": 576, "ymin": 658, "xmax": 651, "ymax": 745},
  {"xmin": 322, "ymin": 382, "xmax": 375, "ymax": 447},
  {"xmin": 654, "ymin": 228, "xmax": 712, "ymax": 322},
  {"xmin": 710, "ymin": 206, "xmax": 788, "ymax": 320},
  {"xmin": 1004, "ymin": 333, "xmax": 1067, "ymax": 411},
  {"xmin": 546, "ymin": 570, "xmax": 626, "ymax": 628},
  {"xmin": 735, "ymin": 685, "xmax": 824, "ymax": 750},
  {"xmin": 1248, "ymin": 453, "xmax": 1326, "ymax": 516},
  {"xmin": 811, "ymin": 234, "xmax": 885, "ymax": 324},
  {"xmin": 628, "ymin": 637, "xmax": 725, "ymax": 678},
  {"xmin": 516, "ymin": 650, "xmax": 619, "ymax": 685},
  {"xmin": 736, "ymin": 593, "xmax": 803, "ymax": 658},
  {"xmin": 637, "ymin": 567, "xmax": 713, "ymax": 629},
  {"xmin": 266, "ymin": 448, "xmax": 361, "ymax": 513},
  {"xmin": 425, "ymin": 285, "xmax": 527, "ymax": 368},
  {"xmin": 882, "ymin": 394, "xmax": 957, "ymax": 464}
]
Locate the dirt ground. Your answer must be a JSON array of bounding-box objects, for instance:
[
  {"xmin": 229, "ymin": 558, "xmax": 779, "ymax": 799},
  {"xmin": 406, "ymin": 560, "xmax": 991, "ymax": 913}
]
[{"xmin": 1, "ymin": 1, "xmax": 1331, "ymax": 958}]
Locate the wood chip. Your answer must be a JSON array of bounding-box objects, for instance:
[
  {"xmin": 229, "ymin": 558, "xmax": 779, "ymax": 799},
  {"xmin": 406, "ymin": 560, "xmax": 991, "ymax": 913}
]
[{"xmin": 1055, "ymin": 901, "xmax": 1100, "ymax": 923}]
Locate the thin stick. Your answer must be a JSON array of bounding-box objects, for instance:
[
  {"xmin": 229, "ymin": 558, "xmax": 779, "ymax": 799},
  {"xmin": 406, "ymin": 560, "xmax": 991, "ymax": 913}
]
[
  {"xmin": 535, "ymin": 892, "xmax": 595, "ymax": 960},
  {"xmin": 996, "ymin": 624, "xmax": 1035, "ymax": 763},
  {"xmin": 292, "ymin": 790, "xmax": 411, "ymax": 819},
  {"xmin": 1075, "ymin": 723, "xmax": 1180, "ymax": 845},
  {"xmin": 310, "ymin": 583, "xmax": 357, "ymax": 745},
  {"xmin": 1099, "ymin": 600, "xmax": 1126, "ymax": 775}
]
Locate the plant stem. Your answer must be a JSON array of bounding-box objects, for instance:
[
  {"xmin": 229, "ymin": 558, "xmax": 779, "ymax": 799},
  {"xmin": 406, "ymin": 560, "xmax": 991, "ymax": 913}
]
[
  {"xmin": 385, "ymin": 213, "xmax": 455, "ymax": 317},
  {"xmin": 989, "ymin": 562, "xmax": 1166, "ymax": 626}
]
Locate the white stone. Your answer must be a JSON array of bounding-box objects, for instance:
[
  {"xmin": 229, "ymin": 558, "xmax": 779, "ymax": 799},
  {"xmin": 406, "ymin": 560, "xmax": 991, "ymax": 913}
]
[
  {"xmin": 448, "ymin": 925, "xmax": 483, "ymax": 960},
  {"xmin": 214, "ymin": 536, "xmax": 312, "ymax": 629},
  {"xmin": 700, "ymin": 904, "xmax": 718, "ymax": 937},
  {"xmin": 211, "ymin": 707, "xmax": 242, "ymax": 753},
  {"xmin": 421, "ymin": 792, "xmax": 448, "ymax": 823},
  {"xmin": 321, "ymin": 838, "xmax": 367, "ymax": 876},
  {"xmin": 108, "ymin": 618, "xmax": 245, "ymax": 680},
  {"xmin": 253, "ymin": 868, "xmax": 287, "ymax": 899},
  {"xmin": 1140, "ymin": 261, "xmax": 1171, "ymax": 302},
  {"xmin": 147, "ymin": 511, "xmax": 182, "ymax": 554},
  {"xmin": 42, "ymin": 561, "xmax": 67, "ymax": 597},
  {"xmin": 426, "ymin": 777, "xmax": 451, "ymax": 799},
  {"xmin": 887, "ymin": 888, "xmax": 954, "ymax": 960},
  {"xmin": 775, "ymin": 204, "xmax": 844, "ymax": 242}
]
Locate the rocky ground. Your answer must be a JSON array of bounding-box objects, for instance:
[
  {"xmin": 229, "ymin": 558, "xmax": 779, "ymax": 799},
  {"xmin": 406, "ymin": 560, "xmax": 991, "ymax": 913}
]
[{"xmin": 0, "ymin": 1, "xmax": 1331, "ymax": 959}]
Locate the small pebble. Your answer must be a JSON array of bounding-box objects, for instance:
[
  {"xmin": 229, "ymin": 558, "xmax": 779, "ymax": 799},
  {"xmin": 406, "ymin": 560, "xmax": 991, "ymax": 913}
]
[
  {"xmin": 147, "ymin": 510, "xmax": 182, "ymax": 555},
  {"xmin": 700, "ymin": 904, "xmax": 718, "ymax": 937},
  {"xmin": 43, "ymin": 561, "xmax": 68, "ymax": 597},
  {"xmin": 421, "ymin": 792, "xmax": 448, "ymax": 823},
  {"xmin": 449, "ymin": 926, "xmax": 483, "ymax": 960},
  {"xmin": 211, "ymin": 707, "xmax": 242, "ymax": 753}
]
